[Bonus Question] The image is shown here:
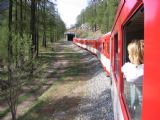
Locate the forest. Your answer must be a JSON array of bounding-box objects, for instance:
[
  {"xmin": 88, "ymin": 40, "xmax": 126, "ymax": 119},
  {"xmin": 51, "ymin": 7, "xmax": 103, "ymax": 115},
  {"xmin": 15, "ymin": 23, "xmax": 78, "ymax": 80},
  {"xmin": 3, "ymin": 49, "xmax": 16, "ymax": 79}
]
[
  {"xmin": 76, "ymin": 0, "xmax": 119, "ymax": 33},
  {"xmin": 0, "ymin": 0, "xmax": 65, "ymax": 120}
]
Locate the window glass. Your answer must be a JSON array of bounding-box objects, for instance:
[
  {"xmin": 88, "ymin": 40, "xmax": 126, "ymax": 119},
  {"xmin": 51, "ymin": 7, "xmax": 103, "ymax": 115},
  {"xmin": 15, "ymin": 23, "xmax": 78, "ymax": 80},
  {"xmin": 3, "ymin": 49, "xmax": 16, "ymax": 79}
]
[
  {"xmin": 107, "ymin": 42, "xmax": 110, "ymax": 56},
  {"xmin": 114, "ymin": 33, "xmax": 119, "ymax": 78},
  {"xmin": 123, "ymin": 6, "xmax": 144, "ymax": 120}
]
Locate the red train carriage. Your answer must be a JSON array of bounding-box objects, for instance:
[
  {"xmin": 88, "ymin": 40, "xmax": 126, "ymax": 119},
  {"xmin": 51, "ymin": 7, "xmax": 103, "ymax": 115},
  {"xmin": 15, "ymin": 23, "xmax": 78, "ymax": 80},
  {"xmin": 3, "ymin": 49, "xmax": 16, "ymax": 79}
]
[
  {"xmin": 97, "ymin": 33, "xmax": 111, "ymax": 76},
  {"xmin": 73, "ymin": 0, "xmax": 160, "ymax": 119},
  {"xmin": 73, "ymin": 32, "xmax": 111, "ymax": 76},
  {"xmin": 110, "ymin": 0, "xmax": 160, "ymax": 120}
]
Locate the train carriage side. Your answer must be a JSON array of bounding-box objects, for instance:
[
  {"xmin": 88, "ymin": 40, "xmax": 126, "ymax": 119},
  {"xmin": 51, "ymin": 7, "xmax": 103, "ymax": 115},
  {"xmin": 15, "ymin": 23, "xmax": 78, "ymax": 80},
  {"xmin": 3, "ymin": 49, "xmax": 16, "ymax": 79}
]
[
  {"xmin": 73, "ymin": 33, "xmax": 111, "ymax": 76},
  {"xmin": 111, "ymin": 0, "xmax": 160, "ymax": 120},
  {"xmin": 73, "ymin": 38, "xmax": 98, "ymax": 55},
  {"xmin": 97, "ymin": 33, "xmax": 111, "ymax": 76},
  {"xmin": 142, "ymin": 0, "xmax": 160, "ymax": 120},
  {"xmin": 85, "ymin": 39, "xmax": 98, "ymax": 54},
  {"xmin": 103, "ymin": 33, "xmax": 111, "ymax": 75},
  {"xmin": 110, "ymin": 0, "xmax": 144, "ymax": 120},
  {"xmin": 103, "ymin": 33, "xmax": 111, "ymax": 59}
]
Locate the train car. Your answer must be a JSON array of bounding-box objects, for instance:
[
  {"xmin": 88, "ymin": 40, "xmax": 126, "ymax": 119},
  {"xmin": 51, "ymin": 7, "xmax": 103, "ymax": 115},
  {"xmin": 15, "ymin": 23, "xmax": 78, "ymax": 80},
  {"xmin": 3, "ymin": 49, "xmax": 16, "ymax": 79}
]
[
  {"xmin": 73, "ymin": 38, "xmax": 87, "ymax": 49},
  {"xmin": 73, "ymin": 38, "xmax": 97, "ymax": 53},
  {"xmin": 73, "ymin": 0, "xmax": 160, "ymax": 119},
  {"xmin": 96, "ymin": 33, "xmax": 111, "ymax": 76},
  {"xmin": 73, "ymin": 32, "xmax": 111, "ymax": 76},
  {"xmin": 110, "ymin": 0, "xmax": 160, "ymax": 120},
  {"xmin": 85, "ymin": 39, "xmax": 98, "ymax": 55}
]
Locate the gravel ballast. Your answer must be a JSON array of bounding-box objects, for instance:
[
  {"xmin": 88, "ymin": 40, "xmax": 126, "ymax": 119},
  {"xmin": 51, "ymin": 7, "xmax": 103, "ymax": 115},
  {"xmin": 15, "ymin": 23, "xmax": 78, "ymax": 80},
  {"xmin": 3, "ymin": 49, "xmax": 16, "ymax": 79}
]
[{"xmin": 70, "ymin": 42, "xmax": 114, "ymax": 120}]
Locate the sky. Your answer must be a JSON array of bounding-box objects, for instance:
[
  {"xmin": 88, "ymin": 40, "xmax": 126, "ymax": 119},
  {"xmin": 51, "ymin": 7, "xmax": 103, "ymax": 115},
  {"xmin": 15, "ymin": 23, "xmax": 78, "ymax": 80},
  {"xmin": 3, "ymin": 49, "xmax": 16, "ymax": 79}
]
[{"xmin": 56, "ymin": 0, "xmax": 88, "ymax": 28}]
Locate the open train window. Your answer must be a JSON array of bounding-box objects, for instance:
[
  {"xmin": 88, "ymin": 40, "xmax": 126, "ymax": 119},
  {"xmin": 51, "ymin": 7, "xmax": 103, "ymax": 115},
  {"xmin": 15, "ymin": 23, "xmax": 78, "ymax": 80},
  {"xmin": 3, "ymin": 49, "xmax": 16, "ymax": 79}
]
[
  {"xmin": 107, "ymin": 42, "xmax": 110, "ymax": 56},
  {"xmin": 103, "ymin": 42, "xmax": 105, "ymax": 49},
  {"xmin": 123, "ymin": 6, "xmax": 144, "ymax": 120},
  {"xmin": 114, "ymin": 33, "xmax": 119, "ymax": 78}
]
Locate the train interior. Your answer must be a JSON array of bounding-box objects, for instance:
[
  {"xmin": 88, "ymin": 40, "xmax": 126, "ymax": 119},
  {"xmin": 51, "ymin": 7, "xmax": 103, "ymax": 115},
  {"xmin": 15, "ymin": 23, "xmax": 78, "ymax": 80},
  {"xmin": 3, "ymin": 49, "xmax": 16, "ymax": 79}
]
[{"xmin": 123, "ymin": 6, "xmax": 144, "ymax": 120}]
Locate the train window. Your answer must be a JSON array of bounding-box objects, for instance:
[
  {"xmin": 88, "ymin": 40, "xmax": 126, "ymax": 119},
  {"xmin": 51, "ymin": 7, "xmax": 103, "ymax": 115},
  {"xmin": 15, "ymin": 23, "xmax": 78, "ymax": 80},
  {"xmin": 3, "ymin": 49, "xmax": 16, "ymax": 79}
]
[
  {"xmin": 111, "ymin": 37, "xmax": 114, "ymax": 68},
  {"xmin": 107, "ymin": 42, "xmax": 110, "ymax": 56},
  {"xmin": 103, "ymin": 42, "xmax": 105, "ymax": 49},
  {"xmin": 123, "ymin": 6, "xmax": 144, "ymax": 120},
  {"xmin": 114, "ymin": 33, "xmax": 119, "ymax": 78}
]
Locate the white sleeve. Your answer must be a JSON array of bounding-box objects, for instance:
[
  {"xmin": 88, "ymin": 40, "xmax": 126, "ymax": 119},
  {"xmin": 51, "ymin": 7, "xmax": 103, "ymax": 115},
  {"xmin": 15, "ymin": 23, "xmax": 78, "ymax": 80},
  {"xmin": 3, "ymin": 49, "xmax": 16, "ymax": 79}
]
[
  {"xmin": 121, "ymin": 63, "xmax": 127, "ymax": 77},
  {"xmin": 121, "ymin": 63, "xmax": 136, "ymax": 82},
  {"xmin": 122, "ymin": 64, "xmax": 143, "ymax": 83}
]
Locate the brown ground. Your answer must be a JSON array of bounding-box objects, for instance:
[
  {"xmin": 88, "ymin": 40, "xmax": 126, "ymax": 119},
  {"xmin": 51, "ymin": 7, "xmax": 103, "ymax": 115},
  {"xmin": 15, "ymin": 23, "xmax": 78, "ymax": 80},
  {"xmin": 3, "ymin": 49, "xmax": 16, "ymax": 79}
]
[{"xmin": 0, "ymin": 41, "xmax": 94, "ymax": 120}]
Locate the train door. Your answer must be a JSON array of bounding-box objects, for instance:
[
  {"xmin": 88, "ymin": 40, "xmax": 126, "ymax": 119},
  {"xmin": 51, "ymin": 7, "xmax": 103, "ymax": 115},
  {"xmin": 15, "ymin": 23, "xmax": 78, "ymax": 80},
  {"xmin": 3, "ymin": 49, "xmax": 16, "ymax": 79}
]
[{"xmin": 122, "ymin": 6, "xmax": 144, "ymax": 120}]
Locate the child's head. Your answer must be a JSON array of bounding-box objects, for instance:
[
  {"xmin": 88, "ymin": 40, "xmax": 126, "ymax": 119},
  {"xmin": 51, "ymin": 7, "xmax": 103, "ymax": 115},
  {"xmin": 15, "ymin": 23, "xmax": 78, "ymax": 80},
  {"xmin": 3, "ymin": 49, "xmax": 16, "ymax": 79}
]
[{"xmin": 127, "ymin": 40, "xmax": 144, "ymax": 65}]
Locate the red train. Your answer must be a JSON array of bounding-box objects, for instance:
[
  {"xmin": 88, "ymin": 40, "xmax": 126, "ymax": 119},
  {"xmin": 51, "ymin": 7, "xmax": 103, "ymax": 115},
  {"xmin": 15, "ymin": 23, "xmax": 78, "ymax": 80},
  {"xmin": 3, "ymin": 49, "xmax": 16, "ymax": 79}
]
[
  {"xmin": 73, "ymin": 32, "xmax": 111, "ymax": 76},
  {"xmin": 73, "ymin": 0, "xmax": 160, "ymax": 120}
]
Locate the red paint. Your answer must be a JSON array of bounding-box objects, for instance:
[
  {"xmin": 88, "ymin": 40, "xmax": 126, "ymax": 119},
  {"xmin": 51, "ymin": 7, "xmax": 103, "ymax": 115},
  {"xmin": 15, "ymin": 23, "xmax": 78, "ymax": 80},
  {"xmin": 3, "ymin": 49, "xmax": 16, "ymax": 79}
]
[{"xmin": 73, "ymin": 0, "xmax": 160, "ymax": 119}]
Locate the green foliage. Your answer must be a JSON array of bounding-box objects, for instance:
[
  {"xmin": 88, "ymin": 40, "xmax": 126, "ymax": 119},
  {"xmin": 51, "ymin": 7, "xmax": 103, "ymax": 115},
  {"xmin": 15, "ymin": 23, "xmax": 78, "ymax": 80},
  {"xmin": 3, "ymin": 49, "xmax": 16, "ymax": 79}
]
[
  {"xmin": 76, "ymin": 0, "xmax": 119, "ymax": 33},
  {"xmin": 0, "ymin": 26, "xmax": 8, "ymax": 61},
  {"xmin": 0, "ymin": 1, "xmax": 66, "ymax": 119},
  {"xmin": 0, "ymin": 0, "xmax": 66, "ymax": 64},
  {"xmin": 81, "ymin": 32, "xmax": 89, "ymax": 38},
  {"xmin": 12, "ymin": 34, "xmax": 31, "ymax": 62}
]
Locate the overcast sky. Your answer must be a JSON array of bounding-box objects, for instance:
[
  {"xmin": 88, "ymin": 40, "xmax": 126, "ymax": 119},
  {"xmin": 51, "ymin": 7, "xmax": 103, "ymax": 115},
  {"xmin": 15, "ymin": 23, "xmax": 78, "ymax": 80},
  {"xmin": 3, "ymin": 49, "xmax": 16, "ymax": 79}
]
[{"xmin": 56, "ymin": 0, "xmax": 88, "ymax": 28}]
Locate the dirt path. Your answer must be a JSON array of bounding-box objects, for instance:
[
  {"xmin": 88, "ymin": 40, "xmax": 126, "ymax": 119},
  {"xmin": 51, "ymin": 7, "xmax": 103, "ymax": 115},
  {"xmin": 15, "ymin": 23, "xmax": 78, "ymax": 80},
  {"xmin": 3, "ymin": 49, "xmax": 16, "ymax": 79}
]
[{"xmin": 1, "ymin": 41, "xmax": 113, "ymax": 120}]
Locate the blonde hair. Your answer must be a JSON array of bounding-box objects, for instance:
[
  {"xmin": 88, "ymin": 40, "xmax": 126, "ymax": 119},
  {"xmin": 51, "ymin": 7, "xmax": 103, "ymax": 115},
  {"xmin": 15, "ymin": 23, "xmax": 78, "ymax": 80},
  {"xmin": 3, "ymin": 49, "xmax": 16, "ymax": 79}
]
[{"xmin": 127, "ymin": 40, "xmax": 144, "ymax": 65}]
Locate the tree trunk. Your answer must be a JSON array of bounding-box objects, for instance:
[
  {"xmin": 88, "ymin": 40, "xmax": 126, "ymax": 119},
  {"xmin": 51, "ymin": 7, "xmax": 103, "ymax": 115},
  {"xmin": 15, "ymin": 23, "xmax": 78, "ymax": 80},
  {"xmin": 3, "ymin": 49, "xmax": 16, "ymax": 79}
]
[
  {"xmin": 8, "ymin": 0, "xmax": 17, "ymax": 120},
  {"xmin": 19, "ymin": 0, "xmax": 24, "ymax": 66},
  {"xmin": 30, "ymin": 0, "xmax": 36, "ymax": 75},
  {"xmin": 42, "ymin": 0, "xmax": 47, "ymax": 47},
  {"xmin": 43, "ymin": 32, "xmax": 46, "ymax": 47},
  {"xmin": 15, "ymin": 0, "xmax": 18, "ymax": 67},
  {"xmin": 20, "ymin": 0, "xmax": 23, "ymax": 38},
  {"xmin": 35, "ymin": 1, "xmax": 39, "ymax": 57}
]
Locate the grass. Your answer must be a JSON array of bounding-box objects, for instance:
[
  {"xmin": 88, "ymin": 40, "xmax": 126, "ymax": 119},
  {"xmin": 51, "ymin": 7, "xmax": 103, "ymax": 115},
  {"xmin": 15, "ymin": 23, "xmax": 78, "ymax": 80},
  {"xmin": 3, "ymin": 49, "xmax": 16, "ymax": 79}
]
[
  {"xmin": 17, "ymin": 82, "xmax": 82, "ymax": 120},
  {"xmin": 0, "ymin": 108, "xmax": 10, "ymax": 118},
  {"xmin": 17, "ymin": 42, "xmax": 90, "ymax": 120},
  {"xmin": 1, "ymin": 41, "xmax": 91, "ymax": 120},
  {"xmin": 0, "ymin": 51, "xmax": 55, "ymax": 119},
  {"xmin": 0, "ymin": 92, "xmax": 33, "ymax": 118}
]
